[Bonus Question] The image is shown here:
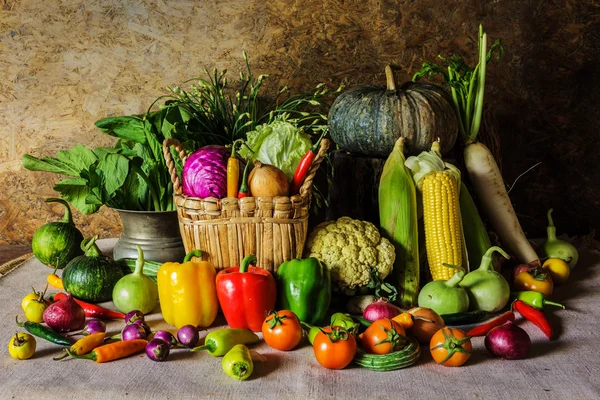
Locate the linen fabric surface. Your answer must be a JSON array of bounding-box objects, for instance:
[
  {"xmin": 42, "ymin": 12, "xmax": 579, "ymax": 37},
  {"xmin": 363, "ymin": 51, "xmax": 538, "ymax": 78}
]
[{"xmin": 1, "ymin": 239, "xmax": 599, "ymax": 400}]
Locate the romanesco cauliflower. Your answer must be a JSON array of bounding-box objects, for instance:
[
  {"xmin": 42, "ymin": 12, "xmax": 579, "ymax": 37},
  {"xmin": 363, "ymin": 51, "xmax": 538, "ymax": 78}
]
[{"xmin": 304, "ymin": 216, "xmax": 395, "ymax": 294}]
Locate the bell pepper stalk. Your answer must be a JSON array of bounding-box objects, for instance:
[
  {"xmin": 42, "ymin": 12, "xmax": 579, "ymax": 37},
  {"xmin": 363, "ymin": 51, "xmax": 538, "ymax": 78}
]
[
  {"xmin": 157, "ymin": 250, "xmax": 219, "ymax": 329},
  {"xmin": 510, "ymin": 291, "xmax": 565, "ymax": 310},
  {"xmin": 215, "ymin": 255, "xmax": 277, "ymax": 332},
  {"xmin": 289, "ymin": 130, "xmax": 327, "ymax": 195},
  {"xmin": 276, "ymin": 257, "xmax": 331, "ymax": 325}
]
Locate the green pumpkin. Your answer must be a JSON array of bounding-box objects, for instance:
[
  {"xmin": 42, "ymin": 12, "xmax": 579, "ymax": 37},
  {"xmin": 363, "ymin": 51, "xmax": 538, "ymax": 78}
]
[
  {"xmin": 328, "ymin": 65, "xmax": 458, "ymax": 157},
  {"xmin": 31, "ymin": 198, "xmax": 84, "ymax": 269},
  {"xmin": 62, "ymin": 236, "xmax": 124, "ymax": 303}
]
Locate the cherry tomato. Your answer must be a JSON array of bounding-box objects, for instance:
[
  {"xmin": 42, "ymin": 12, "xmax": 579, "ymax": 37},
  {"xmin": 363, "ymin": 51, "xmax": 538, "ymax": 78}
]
[
  {"xmin": 25, "ymin": 300, "xmax": 47, "ymax": 323},
  {"xmin": 262, "ymin": 310, "xmax": 302, "ymax": 351},
  {"xmin": 430, "ymin": 327, "xmax": 472, "ymax": 367},
  {"xmin": 514, "ymin": 268, "xmax": 554, "ymax": 297},
  {"xmin": 313, "ymin": 326, "xmax": 356, "ymax": 369},
  {"xmin": 542, "ymin": 258, "xmax": 570, "ymax": 284},
  {"xmin": 8, "ymin": 333, "xmax": 36, "ymax": 360},
  {"xmin": 360, "ymin": 318, "xmax": 407, "ymax": 355}
]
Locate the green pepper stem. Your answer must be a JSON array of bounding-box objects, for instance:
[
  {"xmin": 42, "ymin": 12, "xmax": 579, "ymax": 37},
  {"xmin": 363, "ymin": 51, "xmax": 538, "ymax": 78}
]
[
  {"xmin": 544, "ymin": 300, "xmax": 566, "ymax": 309},
  {"xmin": 191, "ymin": 340, "xmax": 215, "ymax": 353},
  {"xmin": 53, "ymin": 351, "xmax": 70, "ymax": 361},
  {"xmin": 134, "ymin": 245, "xmax": 145, "ymax": 275},
  {"xmin": 478, "ymin": 246, "xmax": 510, "ymax": 271},
  {"xmin": 15, "ymin": 316, "xmax": 25, "ymax": 327},
  {"xmin": 45, "ymin": 198, "xmax": 75, "ymax": 225},
  {"xmin": 239, "ymin": 255, "xmax": 257, "ymax": 273},
  {"xmin": 65, "ymin": 349, "xmax": 96, "ymax": 361},
  {"xmin": 183, "ymin": 250, "xmax": 203, "ymax": 263},
  {"xmin": 546, "ymin": 209, "xmax": 557, "ymax": 241},
  {"xmin": 81, "ymin": 236, "xmax": 102, "ymax": 257}
]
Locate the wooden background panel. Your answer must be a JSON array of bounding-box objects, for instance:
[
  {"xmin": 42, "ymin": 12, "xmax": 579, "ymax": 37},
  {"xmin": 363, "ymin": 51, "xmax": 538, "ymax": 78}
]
[{"xmin": 1, "ymin": 0, "xmax": 598, "ymax": 245}]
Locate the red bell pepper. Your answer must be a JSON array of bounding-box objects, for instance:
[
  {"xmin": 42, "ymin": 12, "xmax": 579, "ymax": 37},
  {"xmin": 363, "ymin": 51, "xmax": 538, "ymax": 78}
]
[{"xmin": 215, "ymin": 255, "xmax": 276, "ymax": 332}]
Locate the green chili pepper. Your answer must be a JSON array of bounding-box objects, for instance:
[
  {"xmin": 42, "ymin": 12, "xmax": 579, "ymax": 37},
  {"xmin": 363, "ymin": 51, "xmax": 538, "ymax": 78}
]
[
  {"xmin": 222, "ymin": 344, "xmax": 253, "ymax": 380},
  {"xmin": 16, "ymin": 316, "xmax": 73, "ymax": 346},
  {"xmin": 191, "ymin": 328, "xmax": 259, "ymax": 357},
  {"xmin": 510, "ymin": 291, "xmax": 565, "ymax": 310},
  {"xmin": 330, "ymin": 313, "xmax": 359, "ymax": 335},
  {"xmin": 276, "ymin": 257, "xmax": 331, "ymax": 325}
]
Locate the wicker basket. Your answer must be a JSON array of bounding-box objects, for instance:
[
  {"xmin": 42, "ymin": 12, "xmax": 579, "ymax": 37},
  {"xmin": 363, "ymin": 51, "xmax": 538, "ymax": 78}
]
[{"xmin": 163, "ymin": 138, "xmax": 330, "ymax": 272}]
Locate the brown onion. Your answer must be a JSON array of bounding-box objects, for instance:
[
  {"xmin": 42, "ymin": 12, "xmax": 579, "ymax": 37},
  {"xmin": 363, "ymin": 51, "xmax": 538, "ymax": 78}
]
[
  {"xmin": 248, "ymin": 160, "xmax": 289, "ymax": 197},
  {"xmin": 43, "ymin": 293, "xmax": 85, "ymax": 332},
  {"xmin": 407, "ymin": 307, "xmax": 445, "ymax": 344}
]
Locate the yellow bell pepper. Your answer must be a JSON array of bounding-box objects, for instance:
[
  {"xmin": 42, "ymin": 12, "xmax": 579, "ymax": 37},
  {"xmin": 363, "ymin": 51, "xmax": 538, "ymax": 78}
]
[{"xmin": 157, "ymin": 250, "xmax": 218, "ymax": 329}]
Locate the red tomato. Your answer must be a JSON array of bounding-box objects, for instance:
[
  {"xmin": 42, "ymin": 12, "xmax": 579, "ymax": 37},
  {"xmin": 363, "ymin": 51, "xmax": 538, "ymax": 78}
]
[
  {"xmin": 430, "ymin": 327, "xmax": 472, "ymax": 367},
  {"xmin": 261, "ymin": 310, "xmax": 302, "ymax": 351},
  {"xmin": 313, "ymin": 326, "xmax": 357, "ymax": 369},
  {"xmin": 360, "ymin": 318, "xmax": 407, "ymax": 354}
]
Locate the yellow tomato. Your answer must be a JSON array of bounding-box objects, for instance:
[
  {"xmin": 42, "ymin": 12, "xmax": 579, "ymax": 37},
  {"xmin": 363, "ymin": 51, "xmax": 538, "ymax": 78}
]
[
  {"xmin": 21, "ymin": 290, "xmax": 42, "ymax": 313},
  {"xmin": 25, "ymin": 300, "xmax": 47, "ymax": 323},
  {"xmin": 542, "ymin": 258, "xmax": 570, "ymax": 284},
  {"xmin": 8, "ymin": 333, "xmax": 36, "ymax": 360}
]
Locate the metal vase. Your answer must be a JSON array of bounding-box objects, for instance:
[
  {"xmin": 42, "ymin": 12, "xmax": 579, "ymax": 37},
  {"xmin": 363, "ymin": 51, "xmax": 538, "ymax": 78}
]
[{"xmin": 112, "ymin": 209, "xmax": 185, "ymax": 263}]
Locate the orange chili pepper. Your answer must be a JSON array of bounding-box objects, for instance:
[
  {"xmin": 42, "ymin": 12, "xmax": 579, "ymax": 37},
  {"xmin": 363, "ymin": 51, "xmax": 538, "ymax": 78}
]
[
  {"xmin": 65, "ymin": 339, "xmax": 147, "ymax": 363},
  {"xmin": 392, "ymin": 312, "xmax": 414, "ymax": 330}
]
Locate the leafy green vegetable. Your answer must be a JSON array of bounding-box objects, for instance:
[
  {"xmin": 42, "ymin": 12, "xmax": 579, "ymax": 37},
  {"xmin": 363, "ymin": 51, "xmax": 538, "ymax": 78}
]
[
  {"xmin": 412, "ymin": 25, "xmax": 503, "ymax": 144},
  {"xmin": 22, "ymin": 52, "xmax": 340, "ymax": 214},
  {"xmin": 239, "ymin": 119, "xmax": 312, "ymax": 180}
]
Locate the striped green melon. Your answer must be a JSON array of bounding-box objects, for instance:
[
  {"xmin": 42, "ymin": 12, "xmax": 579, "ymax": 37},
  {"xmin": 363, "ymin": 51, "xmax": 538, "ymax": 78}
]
[
  {"xmin": 31, "ymin": 198, "xmax": 84, "ymax": 269},
  {"xmin": 62, "ymin": 237, "xmax": 123, "ymax": 303},
  {"xmin": 328, "ymin": 65, "xmax": 458, "ymax": 157}
]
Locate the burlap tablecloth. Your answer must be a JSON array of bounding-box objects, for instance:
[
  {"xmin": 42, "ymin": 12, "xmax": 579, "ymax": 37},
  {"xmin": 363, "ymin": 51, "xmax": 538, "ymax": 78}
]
[{"xmin": 1, "ymin": 239, "xmax": 599, "ymax": 400}]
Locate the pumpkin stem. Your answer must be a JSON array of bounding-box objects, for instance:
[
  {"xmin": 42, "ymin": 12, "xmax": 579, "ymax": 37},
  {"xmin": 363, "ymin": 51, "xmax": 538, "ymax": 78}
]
[{"xmin": 385, "ymin": 65, "xmax": 398, "ymax": 92}]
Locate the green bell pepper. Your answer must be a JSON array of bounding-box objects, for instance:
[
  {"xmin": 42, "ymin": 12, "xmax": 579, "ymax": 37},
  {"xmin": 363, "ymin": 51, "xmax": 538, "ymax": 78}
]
[
  {"xmin": 330, "ymin": 312, "xmax": 359, "ymax": 335},
  {"xmin": 276, "ymin": 257, "xmax": 331, "ymax": 325}
]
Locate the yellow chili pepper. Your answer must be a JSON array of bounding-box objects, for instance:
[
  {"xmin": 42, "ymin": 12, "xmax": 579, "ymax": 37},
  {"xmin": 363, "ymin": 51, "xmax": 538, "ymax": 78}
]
[
  {"xmin": 514, "ymin": 267, "xmax": 554, "ymax": 297},
  {"xmin": 54, "ymin": 332, "xmax": 106, "ymax": 360},
  {"xmin": 157, "ymin": 250, "xmax": 218, "ymax": 329},
  {"xmin": 47, "ymin": 267, "xmax": 64, "ymax": 289},
  {"xmin": 392, "ymin": 312, "xmax": 414, "ymax": 330}
]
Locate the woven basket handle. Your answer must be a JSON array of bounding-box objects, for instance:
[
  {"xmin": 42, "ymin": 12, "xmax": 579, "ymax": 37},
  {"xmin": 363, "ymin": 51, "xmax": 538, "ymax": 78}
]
[
  {"xmin": 299, "ymin": 138, "xmax": 331, "ymax": 200},
  {"xmin": 163, "ymin": 138, "xmax": 188, "ymax": 196}
]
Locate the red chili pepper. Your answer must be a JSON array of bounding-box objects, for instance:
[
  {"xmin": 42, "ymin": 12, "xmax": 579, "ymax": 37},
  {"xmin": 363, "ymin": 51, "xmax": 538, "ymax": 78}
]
[
  {"xmin": 466, "ymin": 311, "xmax": 515, "ymax": 337},
  {"xmin": 53, "ymin": 292, "xmax": 125, "ymax": 320},
  {"xmin": 237, "ymin": 162, "xmax": 251, "ymax": 199},
  {"xmin": 215, "ymin": 255, "xmax": 276, "ymax": 332},
  {"xmin": 512, "ymin": 300, "xmax": 553, "ymax": 339},
  {"xmin": 289, "ymin": 131, "xmax": 326, "ymax": 195}
]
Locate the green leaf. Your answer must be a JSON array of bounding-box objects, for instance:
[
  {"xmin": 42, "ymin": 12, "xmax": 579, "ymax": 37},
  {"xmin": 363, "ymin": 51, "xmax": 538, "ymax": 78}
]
[
  {"xmin": 95, "ymin": 116, "xmax": 147, "ymax": 143},
  {"xmin": 98, "ymin": 153, "xmax": 130, "ymax": 196},
  {"xmin": 53, "ymin": 177, "xmax": 101, "ymax": 214},
  {"xmin": 22, "ymin": 145, "xmax": 98, "ymax": 176}
]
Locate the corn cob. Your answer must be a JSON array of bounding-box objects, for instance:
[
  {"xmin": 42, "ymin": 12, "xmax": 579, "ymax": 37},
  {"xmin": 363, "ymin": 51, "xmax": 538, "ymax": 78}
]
[
  {"xmin": 459, "ymin": 182, "xmax": 492, "ymax": 270},
  {"xmin": 406, "ymin": 141, "xmax": 465, "ymax": 281},
  {"xmin": 378, "ymin": 138, "xmax": 420, "ymax": 307}
]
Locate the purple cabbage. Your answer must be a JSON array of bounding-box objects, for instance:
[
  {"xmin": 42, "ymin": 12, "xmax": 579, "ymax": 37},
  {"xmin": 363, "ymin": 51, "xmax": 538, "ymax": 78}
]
[{"xmin": 182, "ymin": 145, "xmax": 229, "ymax": 198}]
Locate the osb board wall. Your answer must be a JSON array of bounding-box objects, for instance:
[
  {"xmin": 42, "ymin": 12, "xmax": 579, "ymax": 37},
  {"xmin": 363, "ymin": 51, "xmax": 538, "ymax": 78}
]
[{"xmin": 1, "ymin": 0, "xmax": 598, "ymax": 245}]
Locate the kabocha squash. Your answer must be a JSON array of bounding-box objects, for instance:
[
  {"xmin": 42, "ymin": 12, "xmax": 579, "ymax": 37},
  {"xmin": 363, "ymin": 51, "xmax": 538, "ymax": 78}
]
[
  {"xmin": 328, "ymin": 65, "xmax": 458, "ymax": 157},
  {"xmin": 62, "ymin": 236, "xmax": 124, "ymax": 303}
]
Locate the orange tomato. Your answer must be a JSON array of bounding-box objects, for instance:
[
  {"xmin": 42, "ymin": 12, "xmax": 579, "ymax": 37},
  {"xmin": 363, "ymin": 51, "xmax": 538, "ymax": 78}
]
[
  {"xmin": 429, "ymin": 327, "xmax": 472, "ymax": 367},
  {"xmin": 261, "ymin": 310, "xmax": 302, "ymax": 351},
  {"xmin": 313, "ymin": 327, "xmax": 356, "ymax": 369},
  {"xmin": 360, "ymin": 318, "xmax": 407, "ymax": 355}
]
